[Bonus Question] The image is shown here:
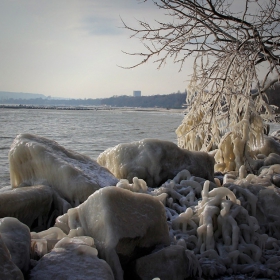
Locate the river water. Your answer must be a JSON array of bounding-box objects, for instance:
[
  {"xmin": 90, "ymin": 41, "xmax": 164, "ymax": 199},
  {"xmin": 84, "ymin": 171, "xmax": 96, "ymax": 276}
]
[
  {"xmin": 2, "ymin": 108, "xmax": 280, "ymax": 189},
  {"xmin": 0, "ymin": 108, "xmax": 183, "ymax": 188}
]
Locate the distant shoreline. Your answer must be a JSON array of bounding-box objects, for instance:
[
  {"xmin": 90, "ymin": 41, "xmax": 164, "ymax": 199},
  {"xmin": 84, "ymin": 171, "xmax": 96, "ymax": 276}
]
[{"xmin": 0, "ymin": 104, "xmax": 184, "ymax": 114}]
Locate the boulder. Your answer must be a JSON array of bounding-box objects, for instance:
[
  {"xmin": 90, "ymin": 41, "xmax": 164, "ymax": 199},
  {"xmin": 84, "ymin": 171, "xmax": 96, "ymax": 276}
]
[
  {"xmin": 29, "ymin": 237, "xmax": 114, "ymax": 280},
  {"xmin": 55, "ymin": 186, "xmax": 170, "ymax": 280},
  {"xmin": 258, "ymin": 135, "xmax": 280, "ymax": 156},
  {"xmin": 264, "ymin": 153, "xmax": 280, "ymax": 166},
  {"xmin": 97, "ymin": 138, "xmax": 214, "ymax": 187},
  {"xmin": 126, "ymin": 245, "xmax": 192, "ymax": 280},
  {"xmin": 0, "ymin": 185, "xmax": 53, "ymax": 229},
  {"xmin": 0, "ymin": 218, "xmax": 31, "ymax": 273},
  {"xmin": 0, "ymin": 234, "xmax": 24, "ymax": 280},
  {"xmin": 9, "ymin": 133, "xmax": 119, "ymax": 206}
]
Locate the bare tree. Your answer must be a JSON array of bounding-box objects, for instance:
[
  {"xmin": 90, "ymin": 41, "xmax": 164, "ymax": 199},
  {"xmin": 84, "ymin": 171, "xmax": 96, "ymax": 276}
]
[{"xmin": 123, "ymin": 0, "xmax": 280, "ymax": 172}]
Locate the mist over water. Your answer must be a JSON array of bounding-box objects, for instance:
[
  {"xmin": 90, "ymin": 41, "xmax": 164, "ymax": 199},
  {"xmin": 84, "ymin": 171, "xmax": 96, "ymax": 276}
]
[{"xmin": 0, "ymin": 109, "xmax": 183, "ymax": 188}]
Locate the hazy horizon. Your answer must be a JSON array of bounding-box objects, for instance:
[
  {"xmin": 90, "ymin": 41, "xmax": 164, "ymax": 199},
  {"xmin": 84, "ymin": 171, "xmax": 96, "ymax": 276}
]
[{"xmin": 0, "ymin": 0, "xmax": 190, "ymax": 99}]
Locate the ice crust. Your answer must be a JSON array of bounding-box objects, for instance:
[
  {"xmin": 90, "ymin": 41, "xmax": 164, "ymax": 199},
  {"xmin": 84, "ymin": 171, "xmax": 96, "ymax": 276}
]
[
  {"xmin": 9, "ymin": 133, "xmax": 118, "ymax": 205},
  {"xmin": 97, "ymin": 138, "xmax": 215, "ymax": 186}
]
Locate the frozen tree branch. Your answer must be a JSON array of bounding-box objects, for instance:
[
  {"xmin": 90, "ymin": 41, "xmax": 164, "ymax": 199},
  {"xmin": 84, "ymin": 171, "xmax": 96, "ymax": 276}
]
[{"xmin": 123, "ymin": 0, "xmax": 280, "ymax": 172}]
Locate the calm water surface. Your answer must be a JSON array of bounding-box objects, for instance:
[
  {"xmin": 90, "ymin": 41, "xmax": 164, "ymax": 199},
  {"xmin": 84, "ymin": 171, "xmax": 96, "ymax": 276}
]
[
  {"xmin": 0, "ymin": 108, "xmax": 183, "ymax": 187},
  {"xmin": 2, "ymin": 108, "xmax": 280, "ymax": 188}
]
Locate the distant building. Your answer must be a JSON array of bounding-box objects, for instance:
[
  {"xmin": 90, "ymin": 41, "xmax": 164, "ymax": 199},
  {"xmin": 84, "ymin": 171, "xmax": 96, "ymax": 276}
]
[{"xmin": 133, "ymin": 91, "xmax": 141, "ymax": 97}]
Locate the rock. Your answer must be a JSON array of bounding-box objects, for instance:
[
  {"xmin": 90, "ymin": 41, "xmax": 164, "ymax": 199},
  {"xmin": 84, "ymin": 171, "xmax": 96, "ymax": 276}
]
[
  {"xmin": 97, "ymin": 138, "xmax": 214, "ymax": 187},
  {"xmin": 9, "ymin": 133, "xmax": 119, "ymax": 206},
  {"xmin": 258, "ymin": 135, "xmax": 280, "ymax": 156},
  {"xmin": 126, "ymin": 245, "xmax": 193, "ymax": 280},
  {"xmin": 271, "ymin": 129, "xmax": 280, "ymax": 138},
  {"xmin": 29, "ymin": 237, "xmax": 114, "ymax": 280},
  {"xmin": 0, "ymin": 218, "xmax": 31, "ymax": 273},
  {"xmin": 257, "ymin": 188, "xmax": 280, "ymax": 239},
  {"xmin": 272, "ymin": 174, "xmax": 280, "ymax": 187},
  {"xmin": 0, "ymin": 185, "xmax": 53, "ymax": 230},
  {"xmin": 55, "ymin": 186, "xmax": 170, "ymax": 280},
  {"xmin": 264, "ymin": 153, "xmax": 280, "ymax": 166},
  {"xmin": 0, "ymin": 234, "xmax": 24, "ymax": 280}
]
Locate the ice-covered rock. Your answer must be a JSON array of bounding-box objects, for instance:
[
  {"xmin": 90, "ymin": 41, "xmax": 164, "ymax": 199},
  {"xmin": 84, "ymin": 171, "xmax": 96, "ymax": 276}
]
[
  {"xmin": 0, "ymin": 234, "xmax": 24, "ymax": 280},
  {"xmin": 257, "ymin": 135, "xmax": 280, "ymax": 156},
  {"xmin": 55, "ymin": 186, "xmax": 170, "ymax": 280},
  {"xmin": 0, "ymin": 217, "xmax": 30, "ymax": 274},
  {"xmin": 29, "ymin": 236, "xmax": 114, "ymax": 280},
  {"xmin": 97, "ymin": 138, "xmax": 214, "ymax": 187},
  {"xmin": 9, "ymin": 134, "xmax": 119, "ymax": 206},
  {"xmin": 126, "ymin": 245, "xmax": 198, "ymax": 280},
  {"xmin": 0, "ymin": 185, "xmax": 53, "ymax": 229}
]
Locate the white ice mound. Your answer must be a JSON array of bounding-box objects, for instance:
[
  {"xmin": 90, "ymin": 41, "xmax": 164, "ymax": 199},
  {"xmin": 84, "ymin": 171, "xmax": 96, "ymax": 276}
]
[
  {"xmin": 29, "ymin": 236, "xmax": 114, "ymax": 280},
  {"xmin": 55, "ymin": 186, "xmax": 170, "ymax": 280},
  {"xmin": 0, "ymin": 234, "xmax": 24, "ymax": 280},
  {"xmin": 9, "ymin": 134, "xmax": 119, "ymax": 205},
  {"xmin": 0, "ymin": 185, "xmax": 53, "ymax": 229},
  {"xmin": 97, "ymin": 138, "xmax": 214, "ymax": 187}
]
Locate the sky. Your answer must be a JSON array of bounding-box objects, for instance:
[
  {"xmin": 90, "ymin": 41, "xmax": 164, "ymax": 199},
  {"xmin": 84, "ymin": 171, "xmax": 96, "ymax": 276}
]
[{"xmin": 0, "ymin": 0, "xmax": 190, "ymax": 99}]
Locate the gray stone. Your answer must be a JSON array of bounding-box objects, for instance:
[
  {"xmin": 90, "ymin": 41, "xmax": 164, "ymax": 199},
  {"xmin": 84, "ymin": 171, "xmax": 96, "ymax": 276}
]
[
  {"xmin": 30, "ymin": 237, "xmax": 114, "ymax": 280},
  {"xmin": 127, "ymin": 245, "xmax": 191, "ymax": 280},
  {"xmin": 0, "ymin": 233, "xmax": 24, "ymax": 280},
  {"xmin": 0, "ymin": 185, "xmax": 53, "ymax": 229},
  {"xmin": 264, "ymin": 153, "xmax": 280, "ymax": 166},
  {"xmin": 0, "ymin": 218, "xmax": 30, "ymax": 273},
  {"xmin": 272, "ymin": 174, "xmax": 280, "ymax": 187}
]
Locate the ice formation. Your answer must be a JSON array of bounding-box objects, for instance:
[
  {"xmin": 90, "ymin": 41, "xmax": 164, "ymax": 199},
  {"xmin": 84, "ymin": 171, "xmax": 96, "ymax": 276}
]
[
  {"xmin": 153, "ymin": 169, "xmax": 280, "ymax": 278},
  {"xmin": 212, "ymin": 133, "xmax": 280, "ymax": 173},
  {"xmin": 3, "ymin": 134, "xmax": 280, "ymax": 279},
  {"xmin": 97, "ymin": 138, "xmax": 215, "ymax": 186},
  {"xmin": 9, "ymin": 133, "xmax": 118, "ymax": 206}
]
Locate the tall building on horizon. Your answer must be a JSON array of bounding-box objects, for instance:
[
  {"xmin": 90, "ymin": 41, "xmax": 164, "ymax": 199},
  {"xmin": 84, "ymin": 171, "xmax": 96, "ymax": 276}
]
[{"xmin": 133, "ymin": 90, "xmax": 141, "ymax": 97}]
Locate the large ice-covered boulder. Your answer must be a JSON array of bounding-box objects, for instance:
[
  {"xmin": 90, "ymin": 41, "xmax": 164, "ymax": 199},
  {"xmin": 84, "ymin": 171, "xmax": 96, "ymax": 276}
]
[
  {"xmin": 97, "ymin": 138, "xmax": 215, "ymax": 186},
  {"xmin": 55, "ymin": 186, "xmax": 170, "ymax": 280},
  {"xmin": 0, "ymin": 218, "xmax": 31, "ymax": 273},
  {"xmin": 0, "ymin": 234, "xmax": 24, "ymax": 280},
  {"xmin": 0, "ymin": 185, "xmax": 53, "ymax": 229},
  {"xmin": 9, "ymin": 134, "xmax": 119, "ymax": 206},
  {"xmin": 30, "ymin": 237, "xmax": 114, "ymax": 280}
]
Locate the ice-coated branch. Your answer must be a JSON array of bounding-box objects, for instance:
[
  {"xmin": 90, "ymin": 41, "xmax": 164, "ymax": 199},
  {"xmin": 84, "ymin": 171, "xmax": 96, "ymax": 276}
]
[{"xmin": 123, "ymin": 0, "xmax": 280, "ymax": 171}]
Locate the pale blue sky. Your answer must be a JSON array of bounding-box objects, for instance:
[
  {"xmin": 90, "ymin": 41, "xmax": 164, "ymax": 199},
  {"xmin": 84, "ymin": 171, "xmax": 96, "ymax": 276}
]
[{"xmin": 0, "ymin": 0, "xmax": 189, "ymax": 98}]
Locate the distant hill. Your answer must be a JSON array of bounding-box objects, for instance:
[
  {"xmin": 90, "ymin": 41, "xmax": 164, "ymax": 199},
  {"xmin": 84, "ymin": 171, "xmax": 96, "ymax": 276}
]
[
  {"xmin": 101, "ymin": 93, "xmax": 186, "ymax": 109},
  {"xmin": 0, "ymin": 91, "xmax": 46, "ymax": 100},
  {"xmin": 0, "ymin": 91, "xmax": 187, "ymax": 109}
]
